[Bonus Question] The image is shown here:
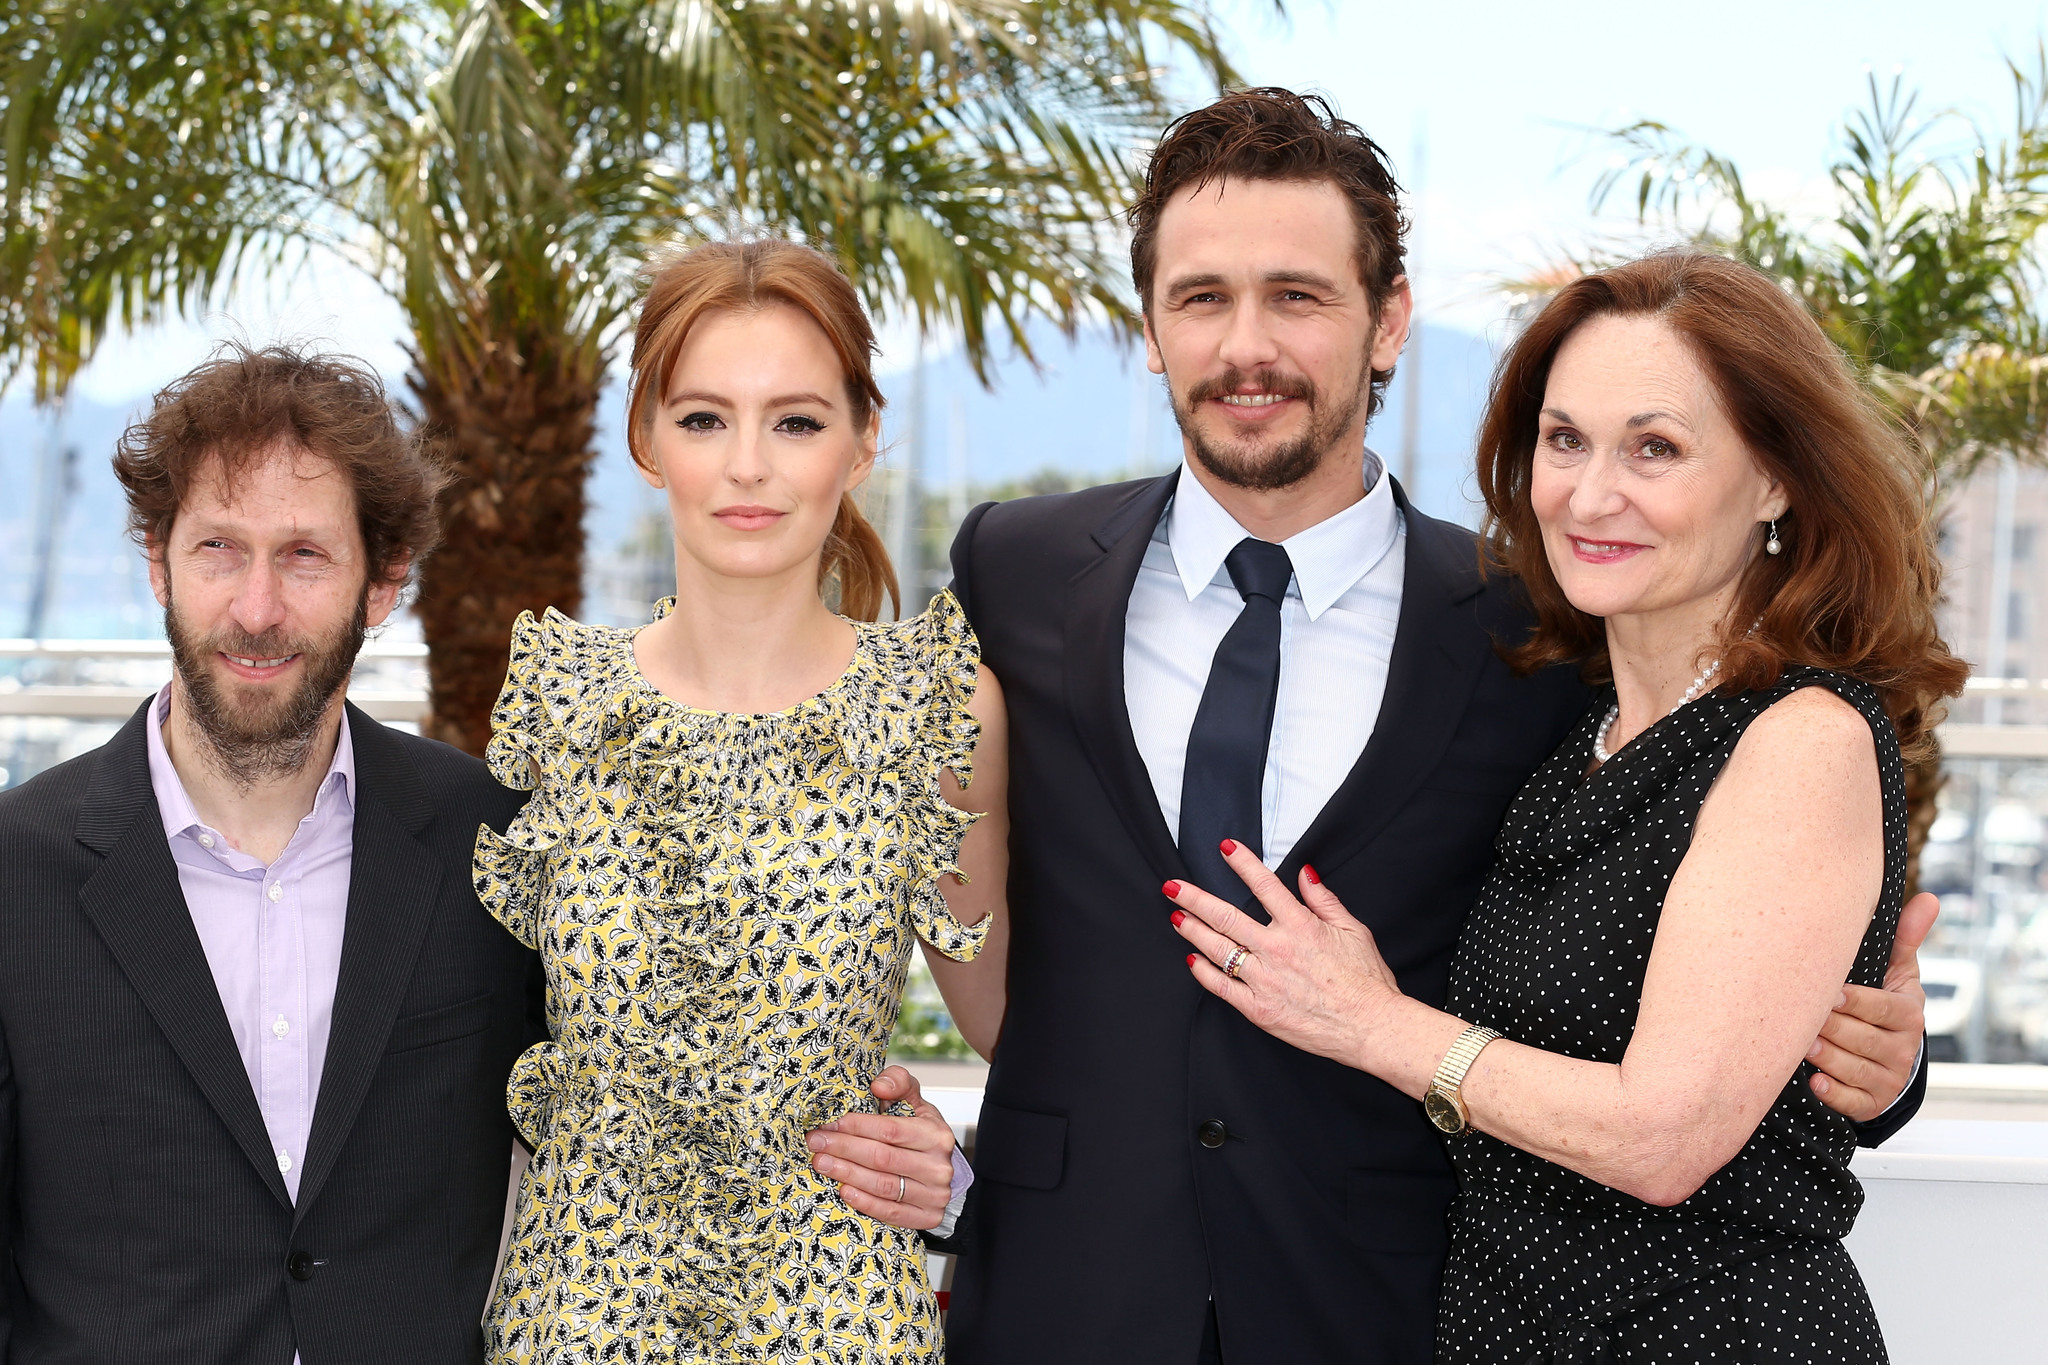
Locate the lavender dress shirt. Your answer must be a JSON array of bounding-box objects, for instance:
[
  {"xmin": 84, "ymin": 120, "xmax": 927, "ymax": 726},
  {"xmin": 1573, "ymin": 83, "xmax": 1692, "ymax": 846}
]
[
  {"xmin": 143, "ymin": 684, "xmax": 971, "ymax": 1269},
  {"xmin": 144, "ymin": 684, "xmax": 354, "ymax": 1204}
]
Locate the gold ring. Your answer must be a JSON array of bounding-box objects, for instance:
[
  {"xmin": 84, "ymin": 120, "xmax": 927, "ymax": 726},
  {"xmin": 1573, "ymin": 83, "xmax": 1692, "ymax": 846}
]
[{"xmin": 1223, "ymin": 945, "xmax": 1250, "ymax": 979}]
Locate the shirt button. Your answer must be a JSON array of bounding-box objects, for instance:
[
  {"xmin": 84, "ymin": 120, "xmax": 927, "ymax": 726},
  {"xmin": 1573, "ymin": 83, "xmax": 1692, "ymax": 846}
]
[
  {"xmin": 272, "ymin": 1016, "xmax": 290, "ymax": 1040},
  {"xmin": 267, "ymin": 883, "xmax": 283, "ymax": 903},
  {"xmin": 198, "ymin": 833, "xmax": 215, "ymax": 849},
  {"xmin": 276, "ymin": 1148, "xmax": 292, "ymax": 1173}
]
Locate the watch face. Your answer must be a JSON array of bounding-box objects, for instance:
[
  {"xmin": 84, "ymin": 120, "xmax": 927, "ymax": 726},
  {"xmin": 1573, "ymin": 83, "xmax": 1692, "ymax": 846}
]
[{"xmin": 1424, "ymin": 1089, "xmax": 1465, "ymax": 1135}]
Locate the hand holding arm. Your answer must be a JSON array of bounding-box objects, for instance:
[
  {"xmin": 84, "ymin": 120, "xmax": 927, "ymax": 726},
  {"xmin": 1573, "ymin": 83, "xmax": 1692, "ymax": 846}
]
[
  {"xmin": 1808, "ymin": 892, "xmax": 1935, "ymax": 1122},
  {"xmin": 805, "ymin": 1067, "xmax": 960, "ymax": 1231}
]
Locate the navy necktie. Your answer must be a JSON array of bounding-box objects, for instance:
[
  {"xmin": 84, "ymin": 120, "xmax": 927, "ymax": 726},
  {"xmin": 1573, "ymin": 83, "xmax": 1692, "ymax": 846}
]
[{"xmin": 1178, "ymin": 537, "xmax": 1294, "ymax": 905}]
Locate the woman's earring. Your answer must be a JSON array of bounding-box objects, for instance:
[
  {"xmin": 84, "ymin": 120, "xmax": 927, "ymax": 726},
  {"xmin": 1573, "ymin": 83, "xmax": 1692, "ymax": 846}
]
[{"xmin": 1765, "ymin": 519, "xmax": 1782, "ymax": 556}]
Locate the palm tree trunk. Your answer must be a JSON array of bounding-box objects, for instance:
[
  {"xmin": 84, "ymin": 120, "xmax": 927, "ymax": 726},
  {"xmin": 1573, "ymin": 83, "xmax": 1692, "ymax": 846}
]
[{"xmin": 409, "ymin": 326, "xmax": 603, "ymax": 757}]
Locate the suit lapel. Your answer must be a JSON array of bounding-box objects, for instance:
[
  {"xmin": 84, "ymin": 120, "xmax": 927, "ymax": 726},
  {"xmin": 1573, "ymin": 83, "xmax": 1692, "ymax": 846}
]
[
  {"xmin": 293, "ymin": 706, "xmax": 443, "ymax": 1224},
  {"xmin": 1064, "ymin": 471, "xmax": 1188, "ymax": 886},
  {"xmin": 74, "ymin": 704, "xmax": 293, "ymax": 1210},
  {"xmin": 1278, "ymin": 483, "xmax": 1496, "ymax": 887}
]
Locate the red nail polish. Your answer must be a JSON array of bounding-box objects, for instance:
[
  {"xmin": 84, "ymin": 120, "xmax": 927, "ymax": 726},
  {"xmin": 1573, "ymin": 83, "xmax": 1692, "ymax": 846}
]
[
  {"xmin": 1304, "ymin": 864, "xmax": 1321, "ymax": 885},
  {"xmin": 1187, "ymin": 953, "xmax": 1199, "ymax": 967},
  {"xmin": 1163, "ymin": 880, "xmax": 1181, "ymax": 898},
  {"xmin": 1219, "ymin": 838, "xmax": 1237, "ymax": 856},
  {"xmin": 1171, "ymin": 909, "xmax": 1186, "ymax": 928}
]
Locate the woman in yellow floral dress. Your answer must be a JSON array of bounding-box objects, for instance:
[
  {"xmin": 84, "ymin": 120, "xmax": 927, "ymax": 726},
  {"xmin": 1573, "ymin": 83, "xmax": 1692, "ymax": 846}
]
[{"xmin": 472, "ymin": 238, "xmax": 1009, "ymax": 1364}]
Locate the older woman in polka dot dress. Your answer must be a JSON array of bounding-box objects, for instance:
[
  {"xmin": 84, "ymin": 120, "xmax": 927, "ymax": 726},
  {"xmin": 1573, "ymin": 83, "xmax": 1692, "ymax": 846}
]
[{"xmin": 1167, "ymin": 250, "xmax": 1968, "ymax": 1363}]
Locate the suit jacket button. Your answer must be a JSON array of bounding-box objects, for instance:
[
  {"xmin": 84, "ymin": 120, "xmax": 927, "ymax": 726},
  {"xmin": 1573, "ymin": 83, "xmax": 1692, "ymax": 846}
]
[
  {"xmin": 288, "ymin": 1251, "xmax": 317, "ymax": 1282},
  {"xmin": 1197, "ymin": 1118, "xmax": 1229, "ymax": 1149}
]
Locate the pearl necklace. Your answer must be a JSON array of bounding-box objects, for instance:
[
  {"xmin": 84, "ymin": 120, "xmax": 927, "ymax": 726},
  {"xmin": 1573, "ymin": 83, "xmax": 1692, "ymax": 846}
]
[{"xmin": 1592, "ymin": 658, "xmax": 1722, "ymax": 765}]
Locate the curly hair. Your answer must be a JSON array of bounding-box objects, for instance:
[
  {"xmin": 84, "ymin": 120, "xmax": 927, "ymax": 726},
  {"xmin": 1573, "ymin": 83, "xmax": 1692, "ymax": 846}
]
[
  {"xmin": 1126, "ymin": 86, "xmax": 1408, "ymax": 415},
  {"xmin": 113, "ymin": 342, "xmax": 447, "ymax": 586},
  {"xmin": 1477, "ymin": 249, "xmax": 1969, "ymax": 760}
]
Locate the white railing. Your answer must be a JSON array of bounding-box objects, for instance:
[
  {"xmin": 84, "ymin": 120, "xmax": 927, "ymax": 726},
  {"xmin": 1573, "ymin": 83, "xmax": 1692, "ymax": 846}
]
[
  {"xmin": 1849, "ymin": 1117, "xmax": 2048, "ymax": 1363},
  {"xmin": 6, "ymin": 645, "xmax": 2047, "ymax": 751},
  {"xmin": 0, "ymin": 637, "xmax": 432, "ymax": 723}
]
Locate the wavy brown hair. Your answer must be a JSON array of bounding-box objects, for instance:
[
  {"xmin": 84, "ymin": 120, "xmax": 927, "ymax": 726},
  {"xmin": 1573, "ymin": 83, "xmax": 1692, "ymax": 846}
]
[
  {"xmin": 1477, "ymin": 249, "xmax": 1968, "ymax": 760},
  {"xmin": 626, "ymin": 238, "xmax": 898, "ymax": 620}
]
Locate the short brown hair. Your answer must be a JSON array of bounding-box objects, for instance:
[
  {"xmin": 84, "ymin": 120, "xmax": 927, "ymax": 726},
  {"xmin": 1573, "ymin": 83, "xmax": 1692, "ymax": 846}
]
[
  {"xmin": 113, "ymin": 342, "xmax": 446, "ymax": 585},
  {"xmin": 626, "ymin": 237, "xmax": 898, "ymax": 620},
  {"xmin": 1128, "ymin": 87, "xmax": 1408, "ymax": 414},
  {"xmin": 1477, "ymin": 249, "xmax": 1969, "ymax": 759}
]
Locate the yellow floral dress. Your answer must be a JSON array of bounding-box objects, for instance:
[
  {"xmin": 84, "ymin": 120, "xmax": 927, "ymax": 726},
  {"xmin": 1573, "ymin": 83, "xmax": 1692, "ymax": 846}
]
[{"xmin": 472, "ymin": 591, "xmax": 987, "ymax": 1365}]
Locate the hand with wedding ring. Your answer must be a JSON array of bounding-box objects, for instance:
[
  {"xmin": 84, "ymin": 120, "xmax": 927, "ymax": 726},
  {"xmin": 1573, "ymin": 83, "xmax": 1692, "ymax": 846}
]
[
  {"xmin": 1166, "ymin": 838, "xmax": 1410, "ymax": 1072},
  {"xmin": 805, "ymin": 1066, "xmax": 959, "ymax": 1231}
]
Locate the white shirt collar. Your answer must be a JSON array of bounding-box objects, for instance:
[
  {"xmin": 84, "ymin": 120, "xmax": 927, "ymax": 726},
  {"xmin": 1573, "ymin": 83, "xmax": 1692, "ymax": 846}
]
[
  {"xmin": 146, "ymin": 681, "xmax": 356, "ymax": 843},
  {"xmin": 1165, "ymin": 447, "xmax": 1403, "ymax": 620}
]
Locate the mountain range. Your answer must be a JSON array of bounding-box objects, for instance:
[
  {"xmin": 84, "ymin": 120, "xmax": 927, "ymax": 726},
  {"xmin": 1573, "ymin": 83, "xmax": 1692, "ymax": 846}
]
[{"xmin": 0, "ymin": 321, "xmax": 1501, "ymax": 639}]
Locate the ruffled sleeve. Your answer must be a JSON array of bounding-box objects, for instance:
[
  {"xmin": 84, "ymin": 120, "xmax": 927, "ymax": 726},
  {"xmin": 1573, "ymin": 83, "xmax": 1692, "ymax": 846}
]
[
  {"xmin": 471, "ymin": 609, "xmax": 570, "ymax": 950},
  {"xmin": 900, "ymin": 590, "xmax": 992, "ymax": 961}
]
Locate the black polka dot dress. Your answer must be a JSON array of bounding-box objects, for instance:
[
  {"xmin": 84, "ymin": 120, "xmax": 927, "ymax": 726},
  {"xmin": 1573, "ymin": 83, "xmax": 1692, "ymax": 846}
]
[{"xmin": 1436, "ymin": 668, "xmax": 1902, "ymax": 1363}]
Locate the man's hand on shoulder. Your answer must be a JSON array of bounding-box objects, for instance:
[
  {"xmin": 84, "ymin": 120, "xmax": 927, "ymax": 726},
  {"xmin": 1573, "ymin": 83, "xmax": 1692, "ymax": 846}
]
[
  {"xmin": 1808, "ymin": 891, "xmax": 1936, "ymax": 1121},
  {"xmin": 806, "ymin": 1066, "xmax": 959, "ymax": 1231}
]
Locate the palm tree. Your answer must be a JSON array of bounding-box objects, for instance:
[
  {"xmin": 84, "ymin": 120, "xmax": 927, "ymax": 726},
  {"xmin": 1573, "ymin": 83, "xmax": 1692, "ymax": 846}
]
[
  {"xmin": 1, "ymin": 0, "xmax": 1250, "ymax": 753},
  {"xmin": 1512, "ymin": 49, "xmax": 2048, "ymax": 885},
  {"xmin": 1585, "ymin": 55, "xmax": 2048, "ymax": 476}
]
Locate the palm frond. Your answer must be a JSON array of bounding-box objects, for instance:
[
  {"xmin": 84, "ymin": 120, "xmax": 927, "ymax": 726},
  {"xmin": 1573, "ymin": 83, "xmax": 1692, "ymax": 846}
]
[
  {"xmin": 2, "ymin": 0, "xmax": 1249, "ymax": 398},
  {"xmin": 0, "ymin": 0, "xmax": 393, "ymax": 396},
  {"xmin": 1552, "ymin": 53, "xmax": 2048, "ymax": 482}
]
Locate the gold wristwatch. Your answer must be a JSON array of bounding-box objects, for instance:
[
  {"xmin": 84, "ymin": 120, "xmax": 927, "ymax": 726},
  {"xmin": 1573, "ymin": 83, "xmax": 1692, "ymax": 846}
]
[{"xmin": 1424, "ymin": 1026, "xmax": 1501, "ymax": 1136}]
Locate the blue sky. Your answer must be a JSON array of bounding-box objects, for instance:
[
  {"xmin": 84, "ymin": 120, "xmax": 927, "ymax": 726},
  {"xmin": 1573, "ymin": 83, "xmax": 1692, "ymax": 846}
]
[{"xmin": 1216, "ymin": 0, "xmax": 2048, "ymax": 333}]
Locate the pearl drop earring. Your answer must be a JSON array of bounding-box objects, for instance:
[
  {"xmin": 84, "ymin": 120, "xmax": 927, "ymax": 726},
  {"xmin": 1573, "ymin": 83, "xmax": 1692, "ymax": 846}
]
[{"xmin": 1765, "ymin": 519, "xmax": 1782, "ymax": 556}]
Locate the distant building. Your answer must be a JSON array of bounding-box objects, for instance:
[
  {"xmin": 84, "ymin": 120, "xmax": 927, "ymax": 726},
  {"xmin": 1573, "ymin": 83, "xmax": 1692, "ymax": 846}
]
[{"xmin": 1937, "ymin": 460, "xmax": 2048, "ymax": 723}]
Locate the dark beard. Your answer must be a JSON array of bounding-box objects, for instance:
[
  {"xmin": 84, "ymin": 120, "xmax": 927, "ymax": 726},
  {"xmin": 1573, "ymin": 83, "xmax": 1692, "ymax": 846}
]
[
  {"xmin": 1173, "ymin": 363, "xmax": 1369, "ymax": 493},
  {"xmin": 164, "ymin": 588, "xmax": 369, "ymax": 790}
]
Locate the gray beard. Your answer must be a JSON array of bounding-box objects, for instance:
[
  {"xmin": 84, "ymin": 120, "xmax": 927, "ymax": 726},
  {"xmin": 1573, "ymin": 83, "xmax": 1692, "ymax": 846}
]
[
  {"xmin": 164, "ymin": 589, "xmax": 368, "ymax": 791},
  {"xmin": 1172, "ymin": 364, "xmax": 1370, "ymax": 493}
]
